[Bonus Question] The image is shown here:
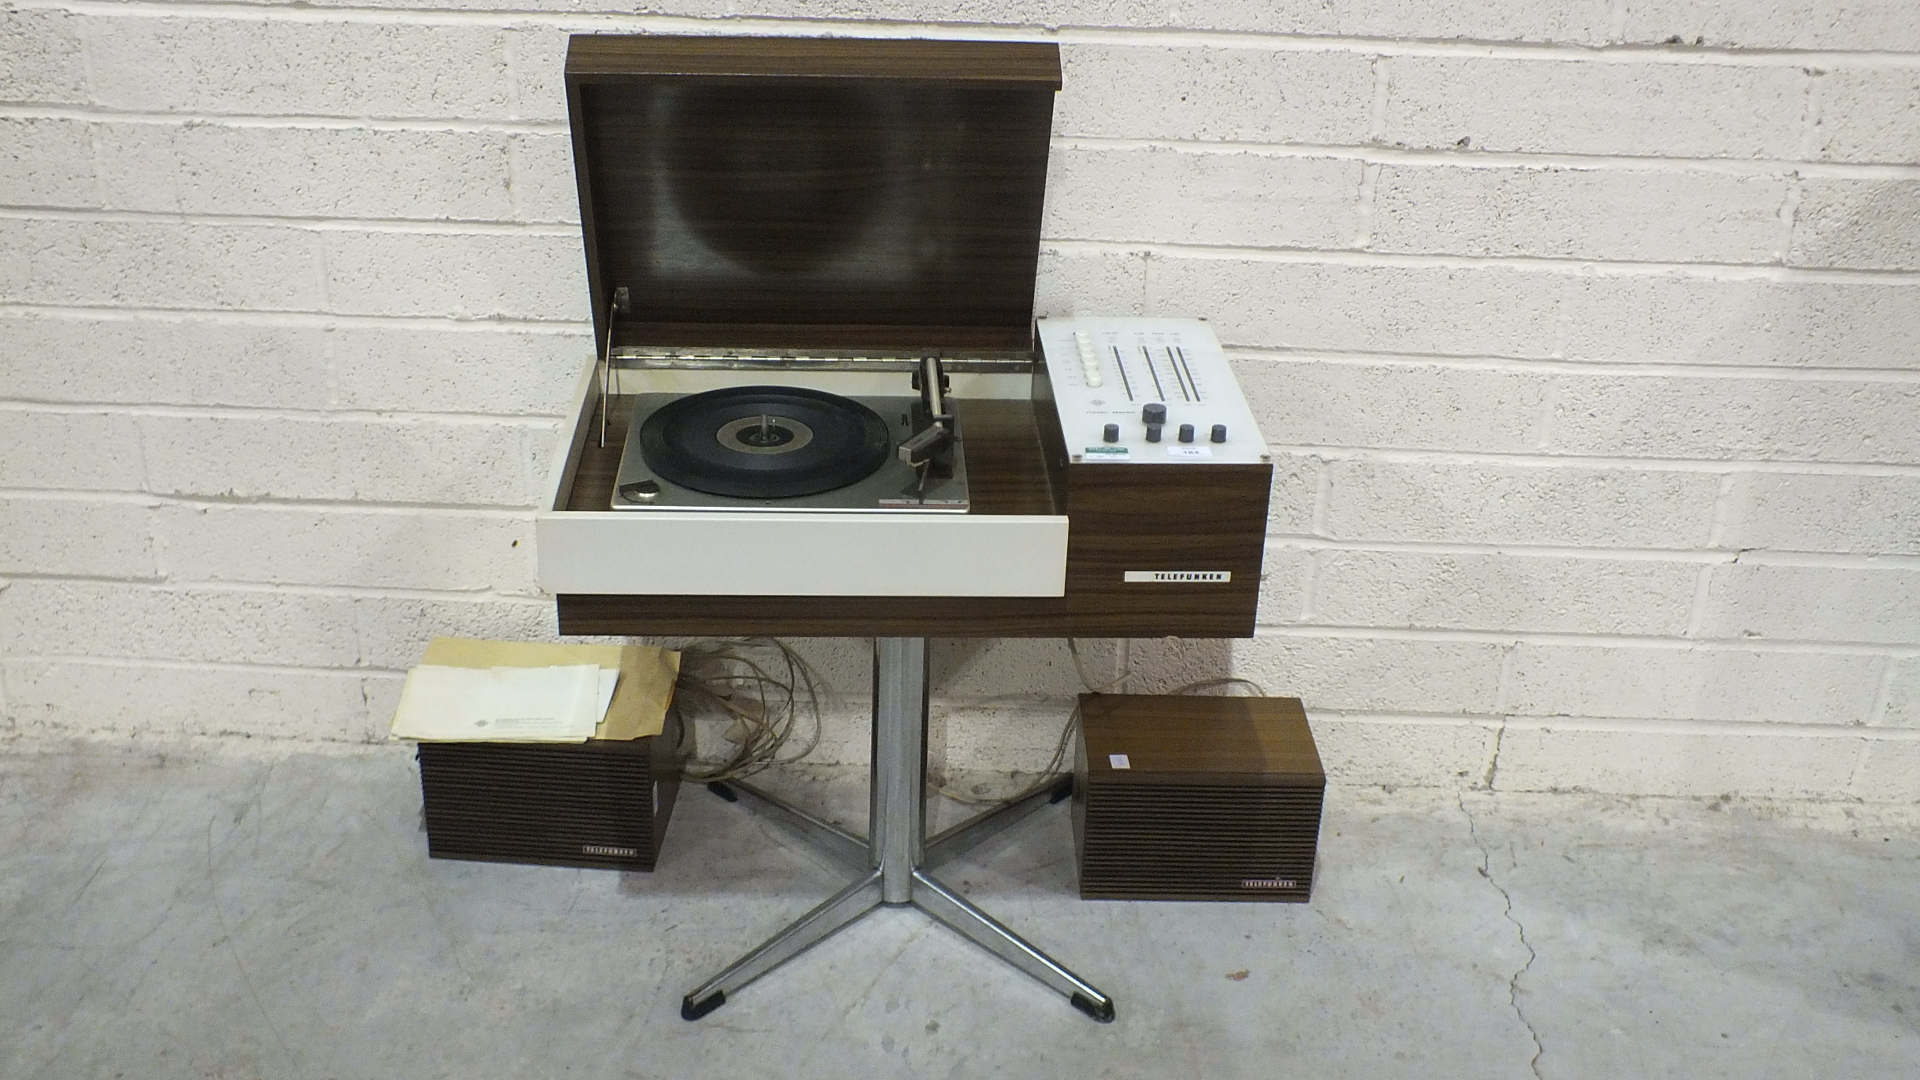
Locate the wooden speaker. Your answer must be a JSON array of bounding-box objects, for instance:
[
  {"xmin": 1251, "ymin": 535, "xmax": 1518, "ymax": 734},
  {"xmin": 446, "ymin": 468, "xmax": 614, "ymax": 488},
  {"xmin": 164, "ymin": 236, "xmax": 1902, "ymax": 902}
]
[
  {"xmin": 416, "ymin": 707, "xmax": 683, "ymax": 872},
  {"xmin": 1073, "ymin": 694, "xmax": 1324, "ymax": 901}
]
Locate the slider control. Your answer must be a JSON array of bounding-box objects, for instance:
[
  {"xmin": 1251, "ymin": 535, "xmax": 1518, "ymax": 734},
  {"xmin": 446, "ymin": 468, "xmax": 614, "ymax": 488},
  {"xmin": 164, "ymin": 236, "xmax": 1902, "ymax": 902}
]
[{"xmin": 1074, "ymin": 331, "xmax": 1104, "ymax": 387}]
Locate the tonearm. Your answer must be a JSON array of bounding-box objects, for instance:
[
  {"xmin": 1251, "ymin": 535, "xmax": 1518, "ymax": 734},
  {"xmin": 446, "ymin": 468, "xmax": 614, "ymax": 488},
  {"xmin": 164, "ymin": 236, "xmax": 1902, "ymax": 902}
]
[{"xmin": 898, "ymin": 355, "xmax": 958, "ymax": 486}]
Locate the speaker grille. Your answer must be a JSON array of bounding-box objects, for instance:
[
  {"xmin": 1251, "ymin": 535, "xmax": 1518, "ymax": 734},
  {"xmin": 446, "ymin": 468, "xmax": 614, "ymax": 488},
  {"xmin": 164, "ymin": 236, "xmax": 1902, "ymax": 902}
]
[
  {"xmin": 1079, "ymin": 782, "xmax": 1321, "ymax": 900},
  {"xmin": 1074, "ymin": 694, "xmax": 1325, "ymax": 902},
  {"xmin": 417, "ymin": 732, "xmax": 678, "ymax": 872}
]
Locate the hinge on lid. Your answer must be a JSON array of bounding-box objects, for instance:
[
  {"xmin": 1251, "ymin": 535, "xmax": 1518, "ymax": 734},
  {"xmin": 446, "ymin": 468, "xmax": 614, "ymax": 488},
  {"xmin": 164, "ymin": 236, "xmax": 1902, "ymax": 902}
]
[{"xmin": 600, "ymin": 287, "xmax": 632, "ymax": 448}]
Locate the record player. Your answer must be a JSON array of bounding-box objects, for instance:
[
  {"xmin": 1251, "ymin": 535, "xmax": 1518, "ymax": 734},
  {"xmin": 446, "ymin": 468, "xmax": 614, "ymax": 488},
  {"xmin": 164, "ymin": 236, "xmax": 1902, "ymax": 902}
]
[
  {"xmin": 538, "ymin": 36, "xmax": 1276, "ymax": 632},
  {"xmin": 610, "ymin": 371, "xmax": 970, "ymax": 513},
  {"xmin": 533, "ymin": 35, "xmax": 1281, "ymax": 1024}
]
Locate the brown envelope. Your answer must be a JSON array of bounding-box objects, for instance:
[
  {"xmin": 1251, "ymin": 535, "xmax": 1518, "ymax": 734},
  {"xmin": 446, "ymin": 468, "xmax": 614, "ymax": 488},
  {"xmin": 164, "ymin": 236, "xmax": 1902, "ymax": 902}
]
[{"xmin": 418, "ymin": 637, "xmax": 679, "ymax": 740}]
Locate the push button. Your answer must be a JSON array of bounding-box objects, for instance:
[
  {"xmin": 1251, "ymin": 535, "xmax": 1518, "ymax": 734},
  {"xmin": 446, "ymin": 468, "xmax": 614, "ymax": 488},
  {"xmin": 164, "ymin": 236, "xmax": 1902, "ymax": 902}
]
[
  {"xmin": 1210, "ymin": 424, "xmax": 1228, "ymax": 443},
  {"xmin": 1178, "ymin": 423, "xmax": 1195, "ymax": 443},
  {"xmin": 1102, "ymin": 423, "xmax": 1119, "ymax": 443},
  {"xmin": 1145, "ymin": 423, "xmax": 1163, "ymax": 443}
]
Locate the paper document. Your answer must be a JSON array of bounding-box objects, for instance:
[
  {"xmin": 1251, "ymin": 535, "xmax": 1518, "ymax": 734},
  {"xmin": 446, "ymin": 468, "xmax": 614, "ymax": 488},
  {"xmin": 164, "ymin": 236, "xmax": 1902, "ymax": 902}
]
[
  {"xmin": 390, "ymin": 664, "xmax": 616, "ymax": 742},
  {"xmin": 418, "ymin": 638, "xmax": 679, "ymax": 741}
]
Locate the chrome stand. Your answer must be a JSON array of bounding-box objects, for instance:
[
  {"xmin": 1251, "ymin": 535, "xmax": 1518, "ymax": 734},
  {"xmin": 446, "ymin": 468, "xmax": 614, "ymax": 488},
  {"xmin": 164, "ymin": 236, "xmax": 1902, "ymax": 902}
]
[{"xmin": 681, "ymin": 637, "xmax": 1114, "ymax": 1023}]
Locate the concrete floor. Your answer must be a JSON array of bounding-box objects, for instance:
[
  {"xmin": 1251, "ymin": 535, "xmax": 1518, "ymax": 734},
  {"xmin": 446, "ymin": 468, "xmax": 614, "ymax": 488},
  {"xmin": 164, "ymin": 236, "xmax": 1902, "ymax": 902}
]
[{"xmin": 2, "ymin": 741, "xmax": 1917, "ymax": 1079}]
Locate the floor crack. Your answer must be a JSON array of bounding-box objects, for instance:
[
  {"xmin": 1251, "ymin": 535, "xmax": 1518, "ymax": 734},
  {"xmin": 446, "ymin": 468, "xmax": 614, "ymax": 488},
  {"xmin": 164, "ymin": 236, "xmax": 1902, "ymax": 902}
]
[{"xmin": 1459, "ymin": 793, "xmax": 1544, "ymax": 1080}]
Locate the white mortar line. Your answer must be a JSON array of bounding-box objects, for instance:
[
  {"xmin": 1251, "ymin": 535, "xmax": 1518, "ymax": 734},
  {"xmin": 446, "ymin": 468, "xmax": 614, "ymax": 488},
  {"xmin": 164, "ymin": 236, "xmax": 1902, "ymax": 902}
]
[
  {"xmin": 1230, "ymin": 348, "xmax": 1920, "ymax": 384},
  {"xmin": 7, "ymin": 564, "xmax": 1914, "ymax": 657},
  {"xmin": 22, "ymin": 2, "xmax": 1920, "ymax": 68},
  {"xmin": 1297, "ymin": 551, "xmax": 1319, "ymax": 621},
  {"xmin": 1683, "ymin": 565, "xmax": 1716, "ymax": 637},
  {"xmin": 0, "ymin": 303, "xmax": 591, "ymax": 333},
  {"xmin": 1366, "ymin": 54, "xmax": 1391, "ymax": 142},
  {"xmin": 4, "ymin": 653, "xmax": 414, "ymax": 677},
  {"xmin": 0, "ymin": 570, "xmax": 170, "ymax": 587},
  {"xmin": 1352, "ymin": 162, "xmax": 1380, "ymax": 249},
  {"xmin": 0, "ymin": 205, "xmax": 579, "ymax": 235},
  {"xmin": 0, "ymin": 487, "xmax": 542, "ymax": 515},
  {"xmin": 14, "ymin": 105, "xmax": 1918, "ymax": 177},
  {"xmin": 1267, "ymin": 535, "xmax": 1920, "ymax": 570},
  {"xmin": 0, "ymin": 300, "xmax": 583, "ymax": 326},
  {"xmin": 1256, "ymin": 446, "xmax": 1920, "ymax": 479},
  {"xmin": 1251, "ymin": 623, "xmax": 1920, "ymax": 658},
  {"xmin": 1055, "ymin": 135, "xmax": 1920, "ymax": 179},
  {"xmin": 143, "ymin": 460, "xmax": 173, "ymax": 583},
  {"xmin": 502, "ymin": 26, "xmax": 526, "ymax": 122},
  {"xmin": 0, "ymin": 574, "xmax": 549, "ymax": 604},
  {"xmin": 1867, "ymin": 659, "xmax": 1900, "ymax": 726},
  {"xmin": 1774, "ymin": 175, "xmax": 1804, "ymax": 264},
  {"xmin": 1047, "ymin": 238, "xmax": 1920, "ymax": 282},
  {"xmin": 1845, "ymin": 739, "xmax": 1875, "ymax": 796},
  {"xmin": 1309, "ymin": 463, "xmax": 1332, "ymax": 536},
  {"xmin": 4, "ymin": 202, "xmax": 1909, "ymax": 281},
  {"xmin": 1269, "ymin": 535, "xmax": 1735, "ymax": 562},
  {"xmin": 320, "ymin": 310, "xmax": 342, "ymax": 411},
  {"xmin": 0, "ymin": 104, "xmax": 571, "ymax": 135},
  {"xmin": 1495, "ymin": 715, "xmax": 1904, "ymax": 739},
  {"xmin": 1704, "ymin": 474, "xmax": 1740, "ymax": 548},
  {"xmin": 1529, "ymin": 382, "xmax": 1557, "ymax": 450},
  {"xmin": 1304, "ymin": 709, "xmax": 1920, "ymax": 740},
  {"xmin": 1312, "ymin": 709, "xmax": 1919, "ymax": 740},
  {"xmin": 0, "ymin": 400, "xmax": 569, "ymax": 425},
  {"xmin": 1493, "ymin": 643, "xmax": 1518, "ymax": 714},
  {"xmin": 82, "ymin": 122, "xmax": 110, "ymax": 213},
  {"xmin": 1798, "ymin": 68, "xmax": 1827, "ymax": 162},
  {"xmin": 507, "ymin": 135, "xmax": 531, "ymax": 223},
  {"xmin": 310, "ymin": 223, "xmax": 333, "ymax": 326}
]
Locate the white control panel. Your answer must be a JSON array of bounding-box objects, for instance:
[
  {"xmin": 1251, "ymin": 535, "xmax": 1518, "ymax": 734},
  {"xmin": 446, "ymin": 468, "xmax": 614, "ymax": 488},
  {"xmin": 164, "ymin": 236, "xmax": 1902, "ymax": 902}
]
[{"xmin": 1035, "ymin": 316, "xmax": 1270, "ymax": 466}]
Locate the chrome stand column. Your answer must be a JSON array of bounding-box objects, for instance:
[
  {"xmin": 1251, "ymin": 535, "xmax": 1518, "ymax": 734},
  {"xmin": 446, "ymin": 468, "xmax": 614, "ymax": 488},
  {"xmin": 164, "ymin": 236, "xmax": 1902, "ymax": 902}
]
[
  {"xmin": 681, "ymin": 637, "xmax": 1113, "ymax": 1023},
  {"xmin": 871, "ymin": 637, "xmax": 926, "ymax": 904}
]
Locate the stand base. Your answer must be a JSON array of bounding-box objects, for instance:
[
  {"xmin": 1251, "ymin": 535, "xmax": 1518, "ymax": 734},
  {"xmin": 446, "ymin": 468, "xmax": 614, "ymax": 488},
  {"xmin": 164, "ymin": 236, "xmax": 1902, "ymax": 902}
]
[{"xmin": 681, "ymin": 640, "xmax": 1111, "ymax": 1022}]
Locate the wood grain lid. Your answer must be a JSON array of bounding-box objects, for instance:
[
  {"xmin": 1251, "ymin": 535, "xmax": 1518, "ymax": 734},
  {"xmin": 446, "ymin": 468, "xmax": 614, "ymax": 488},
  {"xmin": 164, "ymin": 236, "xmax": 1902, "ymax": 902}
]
[
  {"xmin": 564, "ymin": 35, "xmax": 1062, "ymax": 354},
  {"xmin": 1079, "ymin": 693, "xmax": 1325, "ymax": 785}
]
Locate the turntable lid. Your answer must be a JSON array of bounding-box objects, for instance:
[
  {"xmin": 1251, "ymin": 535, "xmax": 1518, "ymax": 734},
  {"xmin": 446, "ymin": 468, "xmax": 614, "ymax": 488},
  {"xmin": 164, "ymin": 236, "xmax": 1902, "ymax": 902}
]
[{"xmin": 565, "ymin": 35, "xmax": 1061, "ymax": 354}]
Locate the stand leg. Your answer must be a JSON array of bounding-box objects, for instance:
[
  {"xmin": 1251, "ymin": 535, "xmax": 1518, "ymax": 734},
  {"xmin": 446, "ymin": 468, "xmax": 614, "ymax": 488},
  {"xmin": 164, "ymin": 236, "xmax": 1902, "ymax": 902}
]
[
  {"xmin": 911, "ymin": 868, "xmax": 1116, "ymax": 1023},
  {"xmin": 709, "ymin": 779, "xmax": 868, "ymax": 870},
  {"xmin": 680, "ymin": 869, "xmax": 883, "ymax": 1020},
  {"xmin": 924, "ymin": 774, "xmax": 1074, "ymax": 868},
  {"xmin": 681, "ymin": 637, "xmax": 1113, "ymax": 1023}
]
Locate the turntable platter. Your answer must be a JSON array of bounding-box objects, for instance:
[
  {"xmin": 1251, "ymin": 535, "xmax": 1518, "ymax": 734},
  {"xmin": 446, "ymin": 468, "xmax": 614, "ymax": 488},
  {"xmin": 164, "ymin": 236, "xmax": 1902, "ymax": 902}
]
[{"xmin": 636, "ymin": 385, "xmax": 893, "ymax": 499}]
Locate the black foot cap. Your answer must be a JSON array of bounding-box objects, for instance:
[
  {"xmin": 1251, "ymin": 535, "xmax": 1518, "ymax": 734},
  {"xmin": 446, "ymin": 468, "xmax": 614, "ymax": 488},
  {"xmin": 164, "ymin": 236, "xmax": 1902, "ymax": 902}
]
[
  {"xmin": 707, "ymin": 781, "xmax": 739, "ymax": 802},
  {"xmin": 681, "ymin": 991, "xmax": 726, "ymax": 1021},
  {"xmin": 1047, "ymin": 775, "xmax": 1075, "ymax": 804},
  {"xmin": 1070, "ymin": 992, "xmax": 1115, "ymax": 1023}
]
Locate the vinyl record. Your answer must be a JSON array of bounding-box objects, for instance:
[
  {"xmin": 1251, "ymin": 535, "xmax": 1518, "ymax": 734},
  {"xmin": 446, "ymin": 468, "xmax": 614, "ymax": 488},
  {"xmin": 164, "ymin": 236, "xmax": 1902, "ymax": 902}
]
[{"xmin": 637, "ymin": 385, "xmax": 893, "ymax": 499}]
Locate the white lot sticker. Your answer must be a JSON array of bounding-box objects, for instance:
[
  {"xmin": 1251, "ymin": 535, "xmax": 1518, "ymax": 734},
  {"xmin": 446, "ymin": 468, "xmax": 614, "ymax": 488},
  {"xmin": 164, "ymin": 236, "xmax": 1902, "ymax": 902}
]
[
  {"xmin": 1108, "ymin": 754, "xmax": 1131, "ymax": 769},
  {"xmin": 1165, "ymin": 445, "xmax": 1212, "ymax": 459}
]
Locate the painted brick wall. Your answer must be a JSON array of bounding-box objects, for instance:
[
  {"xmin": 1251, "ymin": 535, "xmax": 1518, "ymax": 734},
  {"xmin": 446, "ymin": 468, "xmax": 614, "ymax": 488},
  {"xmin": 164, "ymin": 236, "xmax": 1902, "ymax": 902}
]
[{"xmin": 3, "ymin": 2, "xmax": 1918, "ymax": 800}]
